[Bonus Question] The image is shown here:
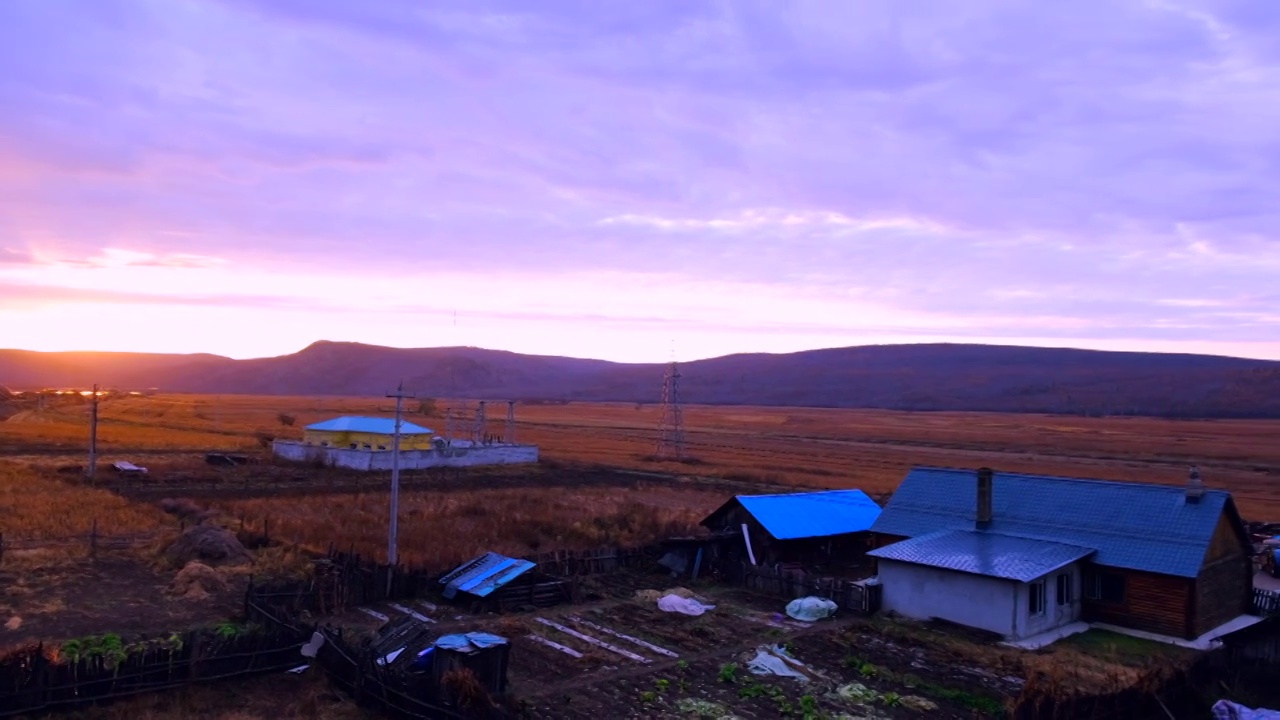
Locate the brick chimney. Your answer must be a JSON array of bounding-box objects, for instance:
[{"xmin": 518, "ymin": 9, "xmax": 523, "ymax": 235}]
[
  {"xmin": 976, "ymin": 467, "xmax": 994, "ymax": 530},
  {"xmin": 1186, "ymin": 465, "xmax": 1205, "ymax": 504}
]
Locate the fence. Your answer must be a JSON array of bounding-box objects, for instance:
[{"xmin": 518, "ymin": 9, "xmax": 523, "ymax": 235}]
[
  {"xmin": 1253, "ymin": 588, "xmax": 1280, "ymax": 615},
  {"xmin": 0, "ymin": 624, "xmax": 311, "ymax": 718},
  {"xmin": 0, "ymin": 523, "xmax": 158, "ymax": 565},
  {"xmin": 729, "ymin": 562, "xmax": 883, "ymax": 615}
]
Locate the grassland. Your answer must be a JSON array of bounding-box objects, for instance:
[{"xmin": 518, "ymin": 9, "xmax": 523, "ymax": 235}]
[
  {"xmin": 218, "ymin": 484, "xmax": 723, "ymax": 570},
  {"xmin": 3, "ymin": 392, "xmax": 1276, "ymax": 518}
]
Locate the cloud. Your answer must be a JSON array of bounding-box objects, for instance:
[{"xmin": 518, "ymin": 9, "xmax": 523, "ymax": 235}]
[{"xmin": 0, "ymin": 1, "xmax": 1278, "ymax": 358}]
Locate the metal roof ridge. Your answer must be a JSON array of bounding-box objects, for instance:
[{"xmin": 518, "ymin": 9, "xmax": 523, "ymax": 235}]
[{"xmin": 909, "ymin": 465, "xmax": 1232, "ymax": 495}]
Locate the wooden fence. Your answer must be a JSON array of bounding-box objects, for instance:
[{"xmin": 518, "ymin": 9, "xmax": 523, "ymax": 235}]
[
  {"xmin": 0, "ymin": 524, "xmax": 158, "ymax": 565},
  {"xmin": 730, "ymin": 562, "xmax": 883, "ymax": 615},
  {"xmin": 0, "ymin": 624, "xmax": 311, "ymax": 718},
  {"xmin": 1253, "ymin": 587, "xmax": 1280, "ymax": 616}
]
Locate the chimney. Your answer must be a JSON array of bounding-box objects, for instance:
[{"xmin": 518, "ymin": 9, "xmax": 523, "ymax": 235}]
[
  {"xmin": 976, "ymin": 467, "xmax": 994, "ymax": 530},
  {"xmin": 1186, "ymin": 465, "xmax": 1205, "ymax": 504}
]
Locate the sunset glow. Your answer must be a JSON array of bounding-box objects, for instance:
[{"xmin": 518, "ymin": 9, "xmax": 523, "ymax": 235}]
[{"xmin": 2, "ymin": 2, "xmax": 1278, "ymax": 361}]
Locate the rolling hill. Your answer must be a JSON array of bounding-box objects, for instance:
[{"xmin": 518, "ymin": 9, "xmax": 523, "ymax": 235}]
[{"xmin": 2, "ymin": 341, "xmax": 1278, "ymax": 417}]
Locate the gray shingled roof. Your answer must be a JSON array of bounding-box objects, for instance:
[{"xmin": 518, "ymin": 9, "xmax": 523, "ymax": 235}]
[
  {"xmin": 871, "ymin": 467, "xmax": 1232, "ymax": 578},
  {"xmin": 868, "ymin": 529, "xmax": 1096, "ymax": 582}
]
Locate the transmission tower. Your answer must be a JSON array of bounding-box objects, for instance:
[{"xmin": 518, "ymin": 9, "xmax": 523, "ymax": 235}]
[{"xmin": 656, "ymin": 361, "xmax": 685, "ymax": 459}]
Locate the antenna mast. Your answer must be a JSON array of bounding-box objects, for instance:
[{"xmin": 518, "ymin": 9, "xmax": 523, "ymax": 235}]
[{"xmin": 656, "ymin": 361, "xmax": 685, "ymax": 460}]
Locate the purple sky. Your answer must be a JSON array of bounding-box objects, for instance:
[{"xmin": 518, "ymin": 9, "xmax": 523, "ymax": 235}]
[{"xmin": 2, "ymin": 1, "xmax": 1279, "ymax": 362}]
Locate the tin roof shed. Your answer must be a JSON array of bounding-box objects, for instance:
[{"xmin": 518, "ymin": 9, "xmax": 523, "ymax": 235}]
[
  {"xmin": 305, "ymin": 416, "xmax": 434, "ymax": 435},
  {"xmin": 439, "ymin": 552, "xmax": 536, "ymax": 599},
  {"xmin": 701, "ymin": 489, "xmax": 882, "ymax": 541}
]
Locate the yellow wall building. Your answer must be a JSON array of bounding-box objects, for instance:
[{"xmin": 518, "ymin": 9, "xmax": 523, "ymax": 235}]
[{"xmin": 303, "ymin": 416, "xmax": 436, "ymax": 450}]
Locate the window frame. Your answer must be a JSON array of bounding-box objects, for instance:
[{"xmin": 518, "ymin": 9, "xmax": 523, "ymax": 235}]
[
  {"xmin": 1029, "ymin": 580, "xmax": 1046, "ymax": 616},
  {"xmin": 1084, "ymin": 571, "xmax": 1125, "ymax": 603},
  {"xmin": 1056, "ymin": 572, "xmax": 1073, "ymax": 605}
]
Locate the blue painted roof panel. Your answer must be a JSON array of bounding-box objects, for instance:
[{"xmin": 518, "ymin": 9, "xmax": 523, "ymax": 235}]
[
  {"xmin": 871, "ymin": 467, "xmax": 1230, "ymax": 578},
  {"xmin": 868, "ymin": 529, "xmax": 1096, "ymax": 582},
  {"xmin": 305, "ymin": 416, "xmax": 434, "ymax": 435},
  {"xmin": 727, "ymin": 490, "xmax": 882, "ymax": 540},
  {"xmin": 439, "ymin": 552, "xmax": 535, "ymax": 599}
]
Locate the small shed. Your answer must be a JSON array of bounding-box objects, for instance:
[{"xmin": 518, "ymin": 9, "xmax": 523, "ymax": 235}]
[{"xmin": 700, "ymin": 489, "xmax": 882, "ymax": 570}]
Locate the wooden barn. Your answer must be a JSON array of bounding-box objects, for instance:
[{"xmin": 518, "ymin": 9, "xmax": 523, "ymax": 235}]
[
  {"xmin": 869, "ymin": 466, "xmax": 1255, "ymax": 641},
  {"xmin": 700, "ymin": 489, "xmax": 882, "ymax": 572}
]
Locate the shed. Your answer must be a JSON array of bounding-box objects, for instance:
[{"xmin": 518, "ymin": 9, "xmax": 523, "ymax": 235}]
[
  {"xmin": 701, "ymin": 489, "xmax": 882, "ymax": 570},
  {"xmin": 870, "ymin": 466, "xmax": 1255, "ymax": 640},
  {"xmin": 303, "ymin": 416, "xmax": 435, "ymax": 451}
]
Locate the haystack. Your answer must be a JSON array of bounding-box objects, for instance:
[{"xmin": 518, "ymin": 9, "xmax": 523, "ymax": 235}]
[
  {"xmin": 170, "ymin": 561, "xmax": 228, "ymax": 601},
  {"xmin": 165, "ymin": 524, "xmax": 252, "ymax": 567}
]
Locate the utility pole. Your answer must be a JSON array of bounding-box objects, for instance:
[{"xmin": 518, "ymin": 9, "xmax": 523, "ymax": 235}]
[
  {"xmin": 88, "ymin": 384, "xmax": 99, "ymax": 482},
  {"xmin": 505, "ymin": 401, "xmax": 515, "ymax": 444},
  {"xmin": 386, "ymin": 381, "xmax": 414, "ymax": 570}
]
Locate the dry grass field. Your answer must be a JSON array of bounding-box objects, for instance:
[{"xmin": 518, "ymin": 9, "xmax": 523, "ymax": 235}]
[{"xmin": 2, "ymin": 391, "xmax": 1278, "ymax": 522}]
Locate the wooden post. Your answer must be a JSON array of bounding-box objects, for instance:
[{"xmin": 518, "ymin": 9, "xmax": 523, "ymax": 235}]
[
  {"xmin": 90, "ymin": 518, "xmax": 98, "ymax": 560},
  {"xmin": 87, "ymin": 384, "xmax": 99, "ymax": 483}
]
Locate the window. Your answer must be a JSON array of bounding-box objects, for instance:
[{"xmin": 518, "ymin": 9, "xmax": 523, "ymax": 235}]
[
  {"xmin": 1029, "ymin": 580, "xmax": 1045, "ymax": 615},
  {"xmin": 1085, "ymin": 571, "xmax": 1125, "ymax": 602},
  {"xmin": 1056, "ymin": 572, "xmax": 1073, "ymax": 605}
]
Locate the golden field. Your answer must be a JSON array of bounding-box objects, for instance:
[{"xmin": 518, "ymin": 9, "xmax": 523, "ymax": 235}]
[{"xmin": 1, "ymin": 392, "xmax": 1278, "ymax": 551}]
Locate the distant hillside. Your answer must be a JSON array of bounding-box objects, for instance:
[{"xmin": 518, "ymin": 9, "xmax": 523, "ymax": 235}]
[{"xmin": 2, "ymin": 341, "xmax": 1279, "ymax": 418}]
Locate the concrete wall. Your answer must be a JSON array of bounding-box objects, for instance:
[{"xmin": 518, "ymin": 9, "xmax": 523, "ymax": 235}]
[
  {"xmin": 878, "ymin": 560, "xmax": 1019, "ymax": 637},
  {"xmin": 273, "ymin": 440, "xmax": 538, "ymax": 471},
  {"xmin": 878, "ymin": 561, "xmax": 1083, "ymax": 639}
]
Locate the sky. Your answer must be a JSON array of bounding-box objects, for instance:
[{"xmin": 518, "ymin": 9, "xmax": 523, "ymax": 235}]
[{"xmin": 2, "ymin": 1, "xmax": 1279, "ymax": 363}]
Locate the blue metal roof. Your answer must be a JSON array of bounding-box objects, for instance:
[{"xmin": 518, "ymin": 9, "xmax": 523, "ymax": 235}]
[
  {"xmin": 439, "ymin": 552, "xmax": 535, "ymax": 599},
  {"xmin": 871, "ymin": 467, "xmax": 1233, "ymax": 578},
  {"xmin": 705, "ymin": 489, "xmax": 882, "ymax": 540},
  {"xmin": 868, "ymin": 529, "xmax": 1095, "ymax": 582},
  {"xmin": 305, "ymin": 416, "xmax": 434, "ymax": 435}
]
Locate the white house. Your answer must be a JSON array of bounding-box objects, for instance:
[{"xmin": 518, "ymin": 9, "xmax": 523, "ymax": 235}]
[{"xmin": 870, "ymin": 528, "xmax": 1091, "ymax": 639}]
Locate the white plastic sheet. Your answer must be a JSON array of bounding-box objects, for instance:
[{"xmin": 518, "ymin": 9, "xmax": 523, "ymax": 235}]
[
  {"xmin": 746, "ymin": 645, "xmax": 808, "ymax": 682},
  {"xmin": 656, "ymin": 594, "xmax": 716, "ymax": 616},
  {"xmin": 785, "ymin": 596, "xmax": 838, "ymax": 621},
  {"xmin": 1213, "ymin": 700, "xmax": 1280, "ymax": 720}
]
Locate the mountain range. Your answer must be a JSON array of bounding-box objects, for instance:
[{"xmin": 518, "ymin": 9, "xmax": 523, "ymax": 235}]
[{"xmin": 2, "ymin": 341, "xmax": 1279, "ymax": 418}]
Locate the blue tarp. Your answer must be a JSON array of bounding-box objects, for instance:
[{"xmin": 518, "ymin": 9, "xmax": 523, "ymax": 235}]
[
  {"xmin": 439, "ymin": 552, "xmax": 536, "ymax": 599},
  {"xmin": 434, "ymin": 632, "xmax": 509, "ymax": 652}
]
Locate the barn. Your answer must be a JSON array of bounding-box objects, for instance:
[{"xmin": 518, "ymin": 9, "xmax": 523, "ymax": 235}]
[
  {"xmin": 700, "ymin": 489, "xmax": 882, "ymax": 572},
  {"xmin": 869, "ymin": 466, "xmax": 1255, "ymax": 641}
]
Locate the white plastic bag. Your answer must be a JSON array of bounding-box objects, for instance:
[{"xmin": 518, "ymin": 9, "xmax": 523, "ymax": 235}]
[
  {"xmin": 785, "ymin": 596, "xmax": 838, "ymax": 621},
  {"xmin": 746, "ymin": 645, "xmax": 809, "ymax": 681},
  {"xmin": 657, "ymin": 594, "xmax": 716, "ymax": 615}
]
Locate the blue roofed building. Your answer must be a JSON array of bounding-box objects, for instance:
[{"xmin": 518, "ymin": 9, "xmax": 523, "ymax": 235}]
[
  {"xmin": 868, "ymin": 466, "xmax": 1254, "ymax": 641},
  {"xmin": 303, "ymin": 416, "xmax": 436, "ymax": 450},
  {"xmin": 700, "ymin": 489, "xmax": 882, "ymax": 571}
]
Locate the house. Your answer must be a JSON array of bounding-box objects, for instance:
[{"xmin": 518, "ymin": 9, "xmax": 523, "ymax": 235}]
[
  {"xmin": 868, "ymin": 466, "xmax": 1254, "ymax": 641},
  {"xmin": 701, "ymin": 489, "xmax": 882, "ymax": 570},
  {"xmin": 302, "ymin": 416, "xmax": 435, "ymax": 451}
]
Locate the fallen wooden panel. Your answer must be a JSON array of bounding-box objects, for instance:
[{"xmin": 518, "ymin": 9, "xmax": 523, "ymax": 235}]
[
  {"xmin": 535, "ymin": 617, "xmax": 649, "ymax": 663},
  {"xmin": 526, "ymin": 633, "xmax": 583, "ymax": 658},
  {"xmin": 389, "ymin": 603, "xmax": 435, "ymax": 623},
  {"xmin": 568, "ymin": 616, "xmax": 679, "ymax": 658},
  {"xmin": 358, "ymin": 607, "xmax": 390, "ymax": 622}
]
